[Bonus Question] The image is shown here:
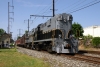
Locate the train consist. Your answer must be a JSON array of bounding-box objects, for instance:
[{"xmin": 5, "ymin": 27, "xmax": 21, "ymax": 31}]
[{"xmin": 16, "ymin": 13, "xmax": 78, "ymax": 53}]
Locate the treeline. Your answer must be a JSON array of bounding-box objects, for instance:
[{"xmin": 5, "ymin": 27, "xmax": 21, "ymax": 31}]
[
  {"xmin": 72, "ymin": 22, "xmax": 100, "ymax": 48},
  {"xmin": 0, "ymin": 28, "xmax": 5, "ymax": 36}
]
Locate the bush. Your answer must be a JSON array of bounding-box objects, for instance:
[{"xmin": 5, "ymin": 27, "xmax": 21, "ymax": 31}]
[
  {"xmin": 92, "ymin": 37, "xmax": 100, "ymax": 48},
  {"xmin": 82, "ymin": 35, "xmax": 93, "ymax": 47},
  {"xmin": 83, "ymin": 35, "xmax": 93, "ymax": 39}
]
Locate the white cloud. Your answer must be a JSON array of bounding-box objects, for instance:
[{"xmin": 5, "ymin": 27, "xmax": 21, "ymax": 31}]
[{"xmin": 15, "ymin": 0, "xmax": 49, "ymax": 7}]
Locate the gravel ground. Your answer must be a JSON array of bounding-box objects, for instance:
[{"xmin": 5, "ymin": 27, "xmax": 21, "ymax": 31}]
[{"xmin": 17, "ymin": 47, "xmax": 100, "ymax": 67}]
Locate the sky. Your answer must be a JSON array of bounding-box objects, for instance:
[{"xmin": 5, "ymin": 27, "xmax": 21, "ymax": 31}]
[{"xmin": 0, "ymin": 0, "xmax": 100, "ymax": 40}]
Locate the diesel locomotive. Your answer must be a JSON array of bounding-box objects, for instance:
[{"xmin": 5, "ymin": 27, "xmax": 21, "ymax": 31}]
[{"xmin": 16, "ymin": 13, "xmax": 78, "ymax": 53}]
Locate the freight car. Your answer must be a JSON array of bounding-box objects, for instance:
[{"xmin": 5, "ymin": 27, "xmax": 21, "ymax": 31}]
[
  {"xmin": 15, "ymin": 38, "xmax": 21, "ymax": 46},
  {"xmin": 17, "ymin": 13, "xmax": 78, "ymax": 53},
  {"xmin": 15, "ymin": 34, "xmax": 25, "ymax": 47}
]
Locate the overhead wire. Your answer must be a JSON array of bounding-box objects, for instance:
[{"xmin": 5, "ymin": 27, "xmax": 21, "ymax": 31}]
[
  {"xmin": 30, "ymin": 1, "xmax": 52, "ymax": 27},
  {"xmin": 40, "ymin": 0, "xmax": 59, "ymax": 15},
  {"xmin": 30, "ymin": 0, "xmax": 45, "ymax": 24},
  {"xmin": 32, "ymin": 0, "xmax": 99, "ymax": 19},
  {"xmin": 32, "ymin": 0, "xmax": 55, "ymax": 25},
  {"xmin": 69, "ymin": 0, "xmax": 100, "ymax": 13},
  {"xmin": 31, "ymin": 0, "xmax": 100, "ymax": 28},
  {"xmin": 65, "ymin": 0, "xmax": 96, "ymax": 13},
  {"xmin": 32, "ymin": 0, "xmax": 59, "ymax": 23},
  {"xmin": 33, "ymin": 0, "xmax": 52, "ymax": 15},
  {"xmin": 37, "ymin": 0, "xmax": 59, "ymax": 23},
  {"xmin": 58, "ymin": 0, "xmax": 81, "ymax": 13},
  {"xmin": 65, "ymin": 0, "xmax": 87, "ymax": 13},
  {"xmin": 31, "ymin": 1, "xmax": 50, "ymax": 14},
  {"xmin": 38, "ymin": 0, "xmax": 59, "ymax": 16},
  {"xmin": 30, "ymin": 5, "xmax": 46, "ymax": 27},
  {"xmin": 37, "ymin": 0, "xmax": 100, "ymax": 25}
]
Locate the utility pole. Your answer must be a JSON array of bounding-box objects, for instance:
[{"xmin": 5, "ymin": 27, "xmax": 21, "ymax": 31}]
[
  {"xmin": 53, "ymin": 0, "xmax": 55, "ymax": 17},
  {"xmin": 30, "ymin": 0, "xmax": 55, "ymax": 18},
  {"xmin": 24, "ymin": 19, "xmax": 33, "ymax": 33},
  {"xmin": 24, "ymin": 19, "xmax": 33, "ymax": 48},
  {"xmin": 17, "ymin": 29, "xmax": 22, "ymax": 37},
  {"xmin": 8, "ymin": 2, "xmax": 9, "ymax": 34},
  {"xmin": 8, "ymin": 0, "xmax": 14, "ymax": 44}
]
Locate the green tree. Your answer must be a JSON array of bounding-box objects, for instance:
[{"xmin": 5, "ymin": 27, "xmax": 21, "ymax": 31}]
[
  {"xmin": 72, "ymin": 22, "xmax": 84, "ymax": 37},
  {"xmin": 25, "ymin": 30, "xmax": 28, "ymax": 34},
  {"xmin": 25, "ymin": 30, "xmax": 28, "ymax": 37},
  {"xmin": 0, "ymin": 28, "xmax": 5, "ymax": 36},
  {"xmin": 17, "ymin": 36, "xmax": 21, "ymax": 40},
  {"xmin": 92, "ymin": 37, "xmax": 100, "ymax": 48}
]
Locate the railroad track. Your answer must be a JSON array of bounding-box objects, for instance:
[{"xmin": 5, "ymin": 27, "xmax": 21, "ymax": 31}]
[
  {"xmin": 79, "ymin": 50, "xmax": 100, "ymax": 55},
  {"xmin": 28, "ymin": 49, "xmax": 100, "ymax": 65},
  {"xmin": 60, "ymin": 54, "xmax": 100, "ymax": 65},
  {"xmin": 17, "ymin": 46, "xmax": 100, "ymax": 65},
  {"xmin": 74, "ymin": 54, "xmax": 100, "ymax": 65}
]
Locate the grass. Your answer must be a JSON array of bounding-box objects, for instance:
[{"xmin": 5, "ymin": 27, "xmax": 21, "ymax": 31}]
[
  {"xmin": 0, "ymin": 48, "xmax": 50, "ymax": 67},
  {"xmin": 79, "ymin": 45, "xmax": 100, "ymax": 51}
]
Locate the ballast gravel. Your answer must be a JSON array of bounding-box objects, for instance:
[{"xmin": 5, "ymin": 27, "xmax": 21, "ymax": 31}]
[
  {"xmin": 17, "ymin": 47, "xmax": 100, "ymax": 67},
  {"xmin": 83, "ymin": 53, "xmax": 100, "ymax": 58}
]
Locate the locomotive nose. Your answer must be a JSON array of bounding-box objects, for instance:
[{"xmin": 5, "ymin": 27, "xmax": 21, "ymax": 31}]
[
  {"xmin": 72, "ymin": 42, "xmax": 78, "ymax": 53},
  {"xmin": 69, "ymin": 35, "xmax": 78, "ymax": 53}
]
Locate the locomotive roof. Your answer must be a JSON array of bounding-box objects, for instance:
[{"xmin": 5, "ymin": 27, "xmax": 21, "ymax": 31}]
[{"xmin": 30, "ymin": 13, "xmax": 72, "ymax": 31}]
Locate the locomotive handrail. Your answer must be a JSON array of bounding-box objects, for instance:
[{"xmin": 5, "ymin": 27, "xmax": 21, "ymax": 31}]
[
  {"xmin": 52, "ymin": 29, "xmax": 55, "ymax": 46},
  {"xmin": 32, "ymin": 36, "xmax": 34, "ymax": 49},
  {"xmin": 66, "ymin": 31, "xmax": 69, "ymax": 39}
]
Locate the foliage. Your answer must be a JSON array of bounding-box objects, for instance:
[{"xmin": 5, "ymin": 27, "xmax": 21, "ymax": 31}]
[
  {"xmin": 72, "ymin": 22, "xmax": 84, "ymax": 38},
  {"xmin": 25, "ymin": 30, "xmax": 28, "ymax": 37},
  {"xmin": 92, "ymin": 37, "xmax": 100, "ymax": 48},
  {"xmin": 82, "ymin": 35, "xmax": 93, "ymax": 47},
  {"xmin": 83, "ymin": 34, "xmax": 93, "ymax": 39},
  {"xmin": 79, "ymin": 35, "xmax": 100, "ymax": 48},
  {"xmin": 25, "ymin": 30, "xmax": 28, "ymax": 34},
  {"xmin": 10, "ymin": 38, "xmax": 14, "ymax": 43},
  {"xmin": 17, "ymin": 36, "xmax": 21, "ymax": 40},
  {"xmin": 0, "ymin": 49, "xmax": 50, "ymax": 67},
  {"xmin": 0, "ymin": 28, "xmax": 5, "ymax": 36}
]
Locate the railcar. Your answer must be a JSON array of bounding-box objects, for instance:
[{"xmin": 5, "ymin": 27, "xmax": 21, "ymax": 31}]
[
  {"xmin": 16, "ymin": 35, "xmax": 25, "ymax": 47},
  {"xmin": 15, "ymin": 38, "xmax": 21, "ymax": 46},
  {"xmin": 20, "ymin": 34, "xmax": 25, "ymax": 47}
]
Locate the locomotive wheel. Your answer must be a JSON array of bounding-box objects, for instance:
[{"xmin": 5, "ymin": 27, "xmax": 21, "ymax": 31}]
[
  {"xmin": 36, "ymin": 45, "xmax": 40, "ymax": 51},
  {"xmin": 47, "ymin": 45, "xmax": 52, "ymax": 53},
  {"xmin": 25, "ymin": 44, "xmax": 28, "ymax": 48},
  {"xmin": 26, "ymin": 45, "xmax": 29, "ymax": 49}
]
